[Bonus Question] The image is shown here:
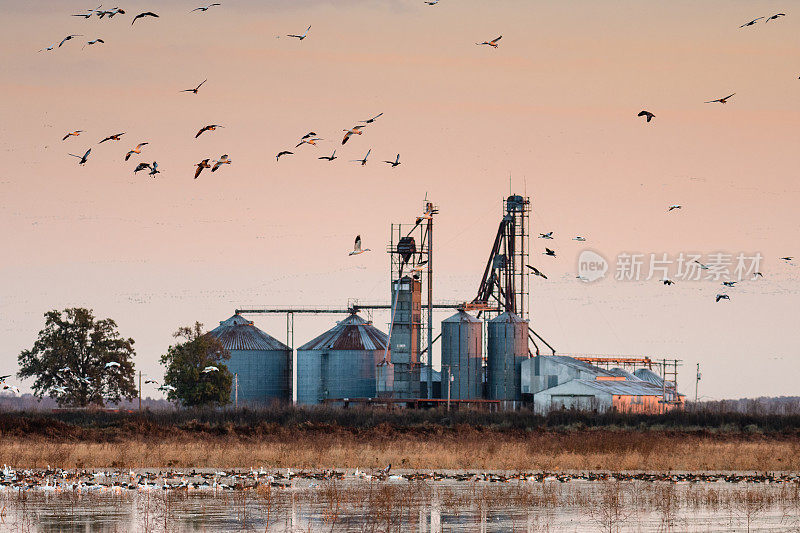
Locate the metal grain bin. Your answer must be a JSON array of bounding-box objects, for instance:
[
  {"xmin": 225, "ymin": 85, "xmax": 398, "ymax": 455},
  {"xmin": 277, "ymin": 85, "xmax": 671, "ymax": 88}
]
[
  {"xmin": 441, "ymin": 311, "xmax": 483, "ymax": 400},
  {"xmin": 296, "ymin": 314, "xmax": 389, "ymax": 404},
  {"xmin": 487, "ymin": 312, "xmax": 529, "ymax": 402},
  {"xmin": 208, "ymin": 314, "xmax": 292, "ymax": 404}
]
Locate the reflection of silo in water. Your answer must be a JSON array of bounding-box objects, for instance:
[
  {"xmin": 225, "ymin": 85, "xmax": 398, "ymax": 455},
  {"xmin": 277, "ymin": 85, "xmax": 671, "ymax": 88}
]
[
  {"xmin": 440, "ymin": 311, "xmax": 483, "ymax": 400},
  {"xmin": 296, "ymin": 314, "xmax": 388, "ymax": 404},
  {"xmin": 487, "ymin": 312, "xmax": 529, "ymax": 403}
]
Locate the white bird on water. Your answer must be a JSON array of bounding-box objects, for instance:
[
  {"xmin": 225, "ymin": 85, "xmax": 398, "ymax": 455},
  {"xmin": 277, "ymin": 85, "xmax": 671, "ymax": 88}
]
[
  {"xmin": 202, "ymin": 366, "xmax": 219, "ymax": 373},
  {"xmin": 349, "ymin": 235, "xmax": 371, "ymax": 256}
]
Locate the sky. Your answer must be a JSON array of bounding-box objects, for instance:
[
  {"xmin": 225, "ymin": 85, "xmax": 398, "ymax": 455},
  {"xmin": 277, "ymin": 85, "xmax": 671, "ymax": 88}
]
[{"xmin": 0, "ymin": 0, "xmax": 798, "ymax": 401}]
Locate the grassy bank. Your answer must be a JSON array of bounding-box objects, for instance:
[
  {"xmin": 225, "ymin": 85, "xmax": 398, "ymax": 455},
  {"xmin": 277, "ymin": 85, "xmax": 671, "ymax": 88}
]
[{"xmin": 1, "ymin": 407, "xmax": 799, "ymax": 470}]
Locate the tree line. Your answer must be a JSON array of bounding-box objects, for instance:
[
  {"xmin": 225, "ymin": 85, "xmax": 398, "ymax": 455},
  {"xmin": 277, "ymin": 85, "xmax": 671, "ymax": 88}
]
[{"xmin": 13, "ymin": 307, "xmax": 232, "ymax": 408}]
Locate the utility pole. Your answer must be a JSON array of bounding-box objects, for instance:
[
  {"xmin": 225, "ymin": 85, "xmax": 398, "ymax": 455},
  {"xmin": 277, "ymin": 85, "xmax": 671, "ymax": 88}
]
[
  {"xmin": 234, "ymin": 373, "xmax": 239, "ymax": 409},
  {"xmin": 138, "ymin": 370, "xmax": 142, "ymax": 411},
  {"xmin": 444, "ymin": 365, "xmax": 452, "ymax": 412},
  {"xmin": 427, "ymin": 206, "xmax": 434, "ymax": 400},
  {"xmin": 695, "ymin": 363, "xmax": 701, "ymax": 405}
]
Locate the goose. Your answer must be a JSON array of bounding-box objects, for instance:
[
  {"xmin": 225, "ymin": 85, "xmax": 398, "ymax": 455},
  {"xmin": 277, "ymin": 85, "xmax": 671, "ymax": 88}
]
[
  {"xmin": 318, "ymin": 149, "xmax": 337, "ymax": 161},
  {"xmin": 98, "ymin": 132, "xmax": 124, "ymax": 143},
  {"xmin": 341, "ymin": 126, "xmax": 364, "ymax": 145},
  {"xmin": 158, "ymin": 384, "xmax": 176, "ymax": 392},
  {"xmin": 722, "ymin": 281, "xmax": 736, "ymax": 287},
  {"xmin": 132, "ymin": 12, "xmax": 159, "ymax": 25},
  {"xmin": 740, "ymin": 17, "xmax": 764, "ymax": 27},
  {"xmin": 211, "ymin": 154, "xmax": 231, "ymax": 171},
  {"xmin": 752, "ymin": 272, "xmax": 764, "ymax": 278},
  {"xmin": 148, "ymin": 161, "xmax": 160, "ymax": 177},
  {"xmin": 780, "ymin": 256, "xmax": 793, "ymax": 262},
  {"xmin": 476, "ymin": 35, "xmax": 502, "ymax": 48},
  {"xmin": 83, "ymin": 39, "xmax": 105, "ymax": 49},
  {"xmin": 381, "ymin": 464, "xmax": 391, "ymax": 475},
  {"xmin": 62, "ymin": 130, "xmax": 83, "ymax": 141},
  {"xmin": 59, "ymin": 34, "xmax": 83, "ymax": 47},
  {"xmin": 424, "ymin": 0, "xmax": 439, "ymax": 5},
  {"xmin": 191, "ymin": 3, "xmax": 221, "ymax": 12},
  {"xmin": 351, "ymin": 149, "xmax": 370, "ymax": 165},
  {"xmin": 705, "ymin": 93, "xmax": 735, "ymax": 104},
  {"xmin": 300, "ymin": 131, "xmax": 317, "ymax": 140},
  {"xmin": 194, "ymin": 159, "xmax": 211, "ymax": 179},
  {"xmin": 144, "ymin": 379, "xmax": 159, "ymax": 385},
  {"xmin": 525, "ymin": 265, "xmax": 547, "ymax": 279},
  {"xmin": 715, "ymin": 294, "xmax": 730, "ymax": 302},
  {"xmin": 539, "ymin": 231, "xmax": 553, "ymax": 239},
  {"xmin": 543, "ymin": 248, "xmax": 556, "ymax": 257},
  {"xmin": 2, "ymin": 385, "xmax": 20, "ymax": 394},
  {"xmin": 296, "ymin": 137, "xmax": 322, "ymax": 148},
  {"xmin": 276, "ymin": 150, "xmax": 293, "ymax": 161},
  {"xmin": 360, "ymin": 113, "xmax": 383, "ymax": 124},
  {"xmin": 765, "ymin": 13, "xmax": 786, "ymax": 22},
  {"xmin": 72, "ymin": 6, "xmax": 101, "ymax": 18},
  {"xmin": 181, "ymin": 79, "xmax": 207, "ymax": 94},
  {"xmin": 68, "ymin": 148, "xmax": 91, "ymax": 165},
  {"xmin": 105, "ymin": 361, "xmax": 120, "ymax": 369},
  {"xmin": 662, "ymin": 279, "xmax": 675, "ymax": 285},
  {"xmin": 637, "ymin": 110, "xmax": 655, "ymax": 122},
  {"xmin": 573, "ymin": 236, "xmax": 586, "ymax": 241},
  {"xmin": 202, "ymin": 366, "xmax": 219, "ymax": 373},
  {"xmin": 96, "ymin": 7, "xmax": 125, "ymax": 18},
  {"xmin": 668, "ymin": 205, "xmax": 681, "ymax": 211},
  {"xmin": 287, "ymin": 25, "xmax": 311, "ymax": 40},
  {"xmin": 195, "ymin": 124, "xmax": 223, "ymax": 138},
  {"xmin": 693, "ymin": 260, "xmax": 709, "ymax": 270},
  {"xmin": 383, "ymin": 154, "xmax": 401, "ymax": 167},
  {"xmin": 124, "ymin": 142, "xmax": 148, "ymax": 161},
  {"xmin": 0, "ymin": 375, "xmax": 9, "ymax": 384},
  {"xmin": 39, "ymin": 43, "xmax": 57, "ymax": 52},
  {"xmin": 133, "ymin": 162, "xmax": 151, "ymax": 173},
  {"xmin": 349, "ymin": 235, "xmax": 371, "ymax": 255}
]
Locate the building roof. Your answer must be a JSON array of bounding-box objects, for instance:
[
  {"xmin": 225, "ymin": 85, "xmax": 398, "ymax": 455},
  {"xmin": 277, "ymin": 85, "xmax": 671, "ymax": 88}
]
[
  {"xmin": 208, "ymin": 314, "xmax": 290, "ymax": 351},
  {"xmin": 541, "ymin": 378, "xmax": 668, "ymax": 397},
  {"xmin": 542, "ymin": 355, "xmax": 615, "ymax": 376},
  {"xmin": 298, "ymin": 314, "xmax": 389, "ymax": 351},
  {"xmin": 608, "ymin": 367, "xmax": 641, "ymax": 380},
  {"xmin": 634, "ymin": 368, "xmax": 675, "ymax": 389},
  {"xmin": 442, "ymin": 310, "xmax": 481, "ymax": 323},
  {"xmin": 489, "ymin": 311, "xmax": 528, "ymax": 324}
]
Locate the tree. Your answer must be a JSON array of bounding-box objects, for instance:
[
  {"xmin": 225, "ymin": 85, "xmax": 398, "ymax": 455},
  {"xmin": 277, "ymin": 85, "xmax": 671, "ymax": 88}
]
[
  {"xmin": 160, "ymin": 322, "xmax": 232, "ymax": 407},
  {"xmin": 17, "ymin": 308, "xmax": 137, "ymax": 407}
]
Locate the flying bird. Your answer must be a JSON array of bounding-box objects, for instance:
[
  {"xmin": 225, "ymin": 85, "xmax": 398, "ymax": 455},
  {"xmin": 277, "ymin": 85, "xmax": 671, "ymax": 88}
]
[
  {"xmin": 83, "ymin": 39, "xmax": 105, "ymax": 49},
  {"xmin": 144, "ymin": 379, "xmax": 159, "ymax": 385},
  {"xmin": 159, "ymin": 384, "xmax": 176, "ymax": 392},
  {"xmin": 668, "ymin": 205, "xmax": 682, "ymax": 211},
  {"xmin": 98, "ymin": 132, "xmax": 125, "ymax": 143},
  {"xmin": 543, "ymin": 248, "xmax": 556, "ymax": 257},
  {"xmin": 753, "ymin": 272, "xmax": 764, "ymax": 278},
  {"xmin": 96, "ymin": 7, "xmax": 125, "ymax": 18},
  {"xmin": 383, "ymin": 154, "xmax": 401, "ymax": 167},
  {"xmin": 342, "ymin": 126, "xmax": 365, "ymax": 145},
  {"xmin": 72, "ymin": 6, "xmax": 101, "ymax": 18},
  {"xmin": 57, "ymin": 367, "xmax": 71, "ymax": 373},
  {"xmin": 105, "ymin": 361, "xmax": 121, "ymax": 369},
  {"xmin": 526, "ymin": 265, "xmax": 547, "ymax": 279},
  {"xmin": 59, "ymin": 34, "xmax": 83, "ymax": 47},
  {"xmin": 476, "ymin": 35, "xmax": 502, "ymax": 48},
  {"xmin": 62, "ymin": 130, "xmax": 83, "ymax": 141},
  {"xmin": 740, "ymin": 17, "xmax": 765, "ymax": 27},
  {"xmin": 287, "ymin": 25, "xmax": 311, "ymax": 40},
  {"xmin": 181, "ymin": 79, "xmax": 207, "ymax": 94},
  {"xmin": 360, "ymin": 113, "xmax": 383, "ymax": 124},
  {"xmin": 715, "ymin": 294, "xmax": 730, "ymax": 302},
  {"xmin": 0, "ymin": 375, "xmax": 10, "ymax": 384},
  {"xmin": 132, "ymin": 12, "xmax": 159, "ymax": 25},
  {"xmin": 202, "ymin": 366, "xmax": 219, "ymax": 373},
  {"xmin": 300, "ymin": 131, "xmax": 317, "ymax": 140},
  {"xmin": 124, "ymin": 143, "xmax": 148, "ymax": 161},
  {"xmin": 276, "ymin": 150, "xmax": 293, "ymax": 161},
  {"xmin": 705, "ymin": 93, "xmax": 735, "ymax": 104},
  {"xmin": 211, "ymin": 154, "xmax": 231, "ymax": 171},
  {"xmin": 195, "ymin": 124, "xmax": 223, "ymax": 138},
  {"xmin": 349, "ymin": 235, "xmax": 371, "ymax": 256},
  {"xmin": 3, "ymin": 385, "xmax": 20, "ymax": 394},
  {"xmin": 694, "ymin": 260, "xmax": 709, "ymax": 270},
  {"xmin": 765, "ymin": 13, "xmax": 786, "ymax": 22},
  {"xmin": 296, "ymin": 137, "xmax": 322, "ymax": 148},
  {"xmin": 68, "ymin": 148, "xmax": 91, "ymax": 165},
  {"xmin": 191, "ymin": 3, "xmax": 221, "ymax": 12},
  {"xmin": 662, "ymin": 279, "xmax": 675, "ymax": 285},
  {"xmin": 148, "ymin": 161, "xmax": 160, "ymax": 177},
  {"xmin": 424, "ymin": 0, "xmax": 439, "ymax": 4},
  {"xmin": 539, "ymin": 232, "xmax": 553, "ymax": 239},
  {"xmin": 133, "ymin": 162, "xmax": 151, "ymax": 173},
  {"xmin": 573, "ymin": 236, "xmax": 586, "ymax": 241},
  {"xmin": 637, "ymin": 110, "xmax": 655, "ymax": 122},
  {"xmin": 722, "ymin": 281, "xmax": 737, "ymax": 287},
  {"xmin": 318, "ymin": 149, "xmax": 337, "ymax": 161},
  {"xmin": 194, "ymin": 159, "xmax": 211, "ymax": 179},
  {"xmin": 781, "ymin": 256, "xmax": 793, "ymax": 262},
  {"xmin": 351, "ymin": 149, "xmax": 371, "ymax": 166},
  {"xmin": 38, "ymin": 43, "xmax": 57, "ymax": 52}
]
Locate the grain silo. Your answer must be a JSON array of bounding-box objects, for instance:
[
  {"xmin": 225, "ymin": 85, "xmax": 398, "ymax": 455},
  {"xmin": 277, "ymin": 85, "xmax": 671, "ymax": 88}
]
[
  {"xmin": 441, "ymin": 311, "xmax": 483, "ymax": 400},
  {"xmin": 208, "ymin": 314, "xmax": 292, "ymax": 404},
  {"xmin": 296, "ymin": 314, "xmax": 389, "ymax": 404},
  {"xmin": 487, "ymin": 311, "xmax": 529, "ymax": 403}
]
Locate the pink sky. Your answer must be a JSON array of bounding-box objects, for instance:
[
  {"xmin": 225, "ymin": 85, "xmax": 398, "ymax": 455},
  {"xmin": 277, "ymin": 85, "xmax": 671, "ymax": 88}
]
[{"xmin": 0, "ymin": 0, "xmax": 798, "ymax": 400}]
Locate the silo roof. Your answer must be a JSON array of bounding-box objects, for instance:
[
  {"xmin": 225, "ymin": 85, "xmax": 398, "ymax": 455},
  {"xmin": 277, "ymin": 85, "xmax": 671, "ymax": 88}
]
[
  {"xmin": 442, "ymin": 310, "xmax": 481, "ymax": 323},
  {"xmin": 298, "ymin": 314, "xmax": 389, "ymax": 351},
  {"xmin": 489, "ymin": 311, "xmax": 528, "ymax": 323},
  {"xmin": 208, "ymin": 314, "xmax": 290, "ymax": 351}
]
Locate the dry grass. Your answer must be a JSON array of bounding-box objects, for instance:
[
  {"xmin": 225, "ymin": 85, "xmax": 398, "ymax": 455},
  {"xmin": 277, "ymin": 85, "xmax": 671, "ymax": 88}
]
[{"xmin": 1, "ymin": 432, "xmax": 799, "ymax": 470}]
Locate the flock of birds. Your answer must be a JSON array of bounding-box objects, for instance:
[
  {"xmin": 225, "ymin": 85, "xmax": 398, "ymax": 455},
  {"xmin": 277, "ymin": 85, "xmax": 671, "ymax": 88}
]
[{"xmin": 1, "ymin": 464, "xmax": 797, "ymax": 493}]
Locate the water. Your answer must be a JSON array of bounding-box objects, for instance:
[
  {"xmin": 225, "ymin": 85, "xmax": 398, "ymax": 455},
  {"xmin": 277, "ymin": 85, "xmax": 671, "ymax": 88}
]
[{"xmin": 1, "ymin": 471, "xmax": 799, "ymax": 532}]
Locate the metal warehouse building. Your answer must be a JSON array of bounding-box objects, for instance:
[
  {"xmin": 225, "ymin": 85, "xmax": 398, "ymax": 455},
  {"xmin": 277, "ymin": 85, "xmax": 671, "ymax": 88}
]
[{"xmin": 532, "ymin": 377, "xmax": 674, "ymax": 414}]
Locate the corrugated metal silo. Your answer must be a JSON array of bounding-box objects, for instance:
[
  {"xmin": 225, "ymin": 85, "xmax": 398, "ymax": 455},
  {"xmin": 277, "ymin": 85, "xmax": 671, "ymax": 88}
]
[
  {"xmin": 441, "ymin": 311, "xmax": 483, "ymax": 400},
  {"xmin": 297, "ymin": 314, "xmax": 389, "ymax": 404},
  {"xmin": 487, "ymin": 312, "xmax": 529, "ymax": 402},
  {"xmin": 208, "ymin": 314, "xmax": 292, "ymax": 404}
]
